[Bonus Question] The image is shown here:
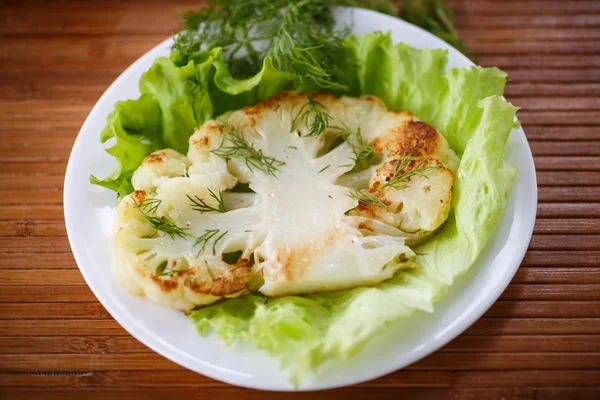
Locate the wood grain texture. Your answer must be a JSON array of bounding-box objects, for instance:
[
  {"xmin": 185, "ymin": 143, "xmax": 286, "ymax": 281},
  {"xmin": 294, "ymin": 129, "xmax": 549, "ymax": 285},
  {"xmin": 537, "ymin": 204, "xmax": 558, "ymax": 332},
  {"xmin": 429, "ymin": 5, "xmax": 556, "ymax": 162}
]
[{"xmin": 1, "ymin": 0, "xmax": 599, "ymax": 398}]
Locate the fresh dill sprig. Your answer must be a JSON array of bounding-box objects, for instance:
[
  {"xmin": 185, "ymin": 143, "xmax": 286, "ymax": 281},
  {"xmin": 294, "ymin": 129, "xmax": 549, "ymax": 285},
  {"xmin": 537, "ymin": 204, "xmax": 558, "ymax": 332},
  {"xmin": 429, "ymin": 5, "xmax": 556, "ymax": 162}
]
[
  {"xmin": 291, "ymin": 97, "xmax": 334, "ymax": 137},
  {"xmin": 333, "ymin": 123, "xmax": 374, "ymax": 165},
  {"xmin": 154, "ymin": 262, "xmax": 177, "ymax": 277},
  {"xmin": 381, "ymin": 155, "xmax": 442, "ymax": 190},
  {"xmin": 346, "ymin": 186, "xmax": 387, "ymax": 207},
  {"xmin": 172, "ymin": 1, "xmax": 409, "ymax": 89},
  {"xmin": 172, "ymin": 1, "xmax": 470, "ymax": 89},
  {"xmin": 133, "ymin": 197, "xmax": 190, "ymax": 240},
  {"xmin": 136, "ymin": 197, "xmax": 162, "ymax": 214},
  {"xmin": 187, "ymin": 189, "xmax": 226, "ymax": 214},
  {"xmin": 211, "ymin": 123, "xmax": 286, "ymax": 177},
  {"xmin": 194, "ymin": 229, "xmax": 229, "ymax": 256},
  {"xmin": 318, "ymin": 165, "xmax": 332, "ymax": 174}
]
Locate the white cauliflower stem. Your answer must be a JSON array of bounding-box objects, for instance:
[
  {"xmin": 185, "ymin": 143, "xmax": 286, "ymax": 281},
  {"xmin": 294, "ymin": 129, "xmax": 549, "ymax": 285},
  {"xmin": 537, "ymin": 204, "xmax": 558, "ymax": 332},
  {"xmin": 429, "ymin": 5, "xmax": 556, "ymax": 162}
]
[{"xmin": 113, "ymin": 92, "xmax": 458, "ymax": 310}]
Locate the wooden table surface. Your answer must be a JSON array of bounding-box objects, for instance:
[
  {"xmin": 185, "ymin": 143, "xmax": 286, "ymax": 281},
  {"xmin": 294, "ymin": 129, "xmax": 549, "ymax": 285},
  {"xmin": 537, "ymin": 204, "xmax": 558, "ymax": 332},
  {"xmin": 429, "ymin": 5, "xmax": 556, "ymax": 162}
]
[{"xmin": 1, "ymin": 0, "xmax": 599, "ymax": 398}]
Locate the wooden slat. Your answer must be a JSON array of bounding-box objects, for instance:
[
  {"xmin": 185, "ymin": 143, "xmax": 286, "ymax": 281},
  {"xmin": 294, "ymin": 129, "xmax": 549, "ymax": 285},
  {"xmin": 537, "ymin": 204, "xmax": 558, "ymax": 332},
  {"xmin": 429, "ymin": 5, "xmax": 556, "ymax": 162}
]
[
  {"xmin": 530, "ymin": 142, "xmax": 600, "ymax": 156},
  {"xmin": 0, "ymin": 353, "xmax": 179, "ymax": 372},
  {"xmin": 537, "ymin": 203, "xmax": 600, "ymax": 217},
  {"xmin": 0, "ymin": 101, "xmax": 95, "ymax": 115},
  {"xmin": 0, "ymin": 320, "xmax": 126, "ymax": 336},
  {"xmin": 537, "ymin": 171, "xmax": 600, "ymax": 185},
  {"xmin": 466, "ymin": 318, "xmax": 600, "ymax": 335},
  {"xmin": 534, "ymin": 219, "xmax": 600, "ymax": 233},
  {"xmin": 444, "ymin": 335, "xmax": 600, "ymax": 353},
  {"xmin": 0, "ymin": 221, "xmax": 66, "ymax": 237},
  {"xmin": 0, "ymin": 303, "xmax": 109, "ymax": 320},
  {"xmin": 1, "ymin": 388, "xmax": 598, "ymax": 400},
  {"xmin": 0, "ymin": 4, "xmax": 184, "ymax": 34},
  {"xmin": 0, "ymin": 253, "xmax": 76, "ymax": 269},
  {"xmin": 512, "ymin": 97, "xmax": 600, "ymax": 111},
  {"xmin": 0, "ymin": 270, "xmax": 85, "ymax": 285},
  {"xmin": 538, "ymin": 187, "xmax": 600, "ymax": 202},
  {"xmin": 0, "ymin": 190, "xmax": 63, "ymax": 205},
  {"xmin": 535, "ymin": 157, "xmax": 600, "ymax": 170},
  {"xmin": 1, "ymin": 369, "xmax": 600, "ymax": 390},
  {"xmin": 0, "ymin": 175, "xmax": 65, "ymax": 190},
  {"xmin": 513, "ymin": 268, "xmax": 600, "ymax": 284},
  {"xmin": 0, "ymin": 237, "xmax": 71, "ymax": 253},
  {"xmin": 0, "ymin": 287, "xmax": 95, "ymax": 303},
  {"xmin": 485, "ymin": 301, "xmax": 600, "ymax": 318},
  {"xmin": 522, "ymin": 251, "xmax": 600, "ymax": 266},
  {"xmin": 0, "ymin": 205, "xmax": 65, "ymax": 221},
  {"xmin": 464, "ymin": 30, "xmax": 600, "ymax": 43},
  {"xmin": 450, "ymin": 1, "xmax": 600, "ymax": 14},
  {"xmin": 0, "ymin": 161, "xmax": 68, "ymax": 175},
  {"xmin": 514, "ymin": 128, "xmax": 600, "ymax": 148},
  {"xmin": 453, "ymin": 14, "xmax": 600, "ymax": 28},
  {"xmin": 0, "ymin": 115, "xmax": 84, "ymax": 132},
  {"xmin": 468, "ymin": 43, "xmax": 600, "ymax": 56},
  {"xmin": 0, "ymin": 34, "xmax": 162, "ymax": 63},
  {"xmin": 0, "ymin": 0, "xmax": 599, "ymax": 395},
  {"xmin": 520, "ymin": 111, "xmax": 600, "ymax": 125},
  {"xmin": 500, "ymin": 284, "xmax": 600, "ymax": 301},
  {"xmin": 529, "ymin": 235, "xmax": 600, "ymax": 250},
  {"xmin": 505, "ymin": 82, "xmax": 600, "ymax": 97}
]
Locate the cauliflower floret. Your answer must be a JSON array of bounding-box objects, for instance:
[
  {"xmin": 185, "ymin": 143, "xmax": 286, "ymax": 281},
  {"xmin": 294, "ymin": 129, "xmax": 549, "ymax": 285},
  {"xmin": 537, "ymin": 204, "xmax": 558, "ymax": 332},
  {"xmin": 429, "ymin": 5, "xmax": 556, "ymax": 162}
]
[
  {"xmin": 352, "ymin": 158, "xmax": 454, "ymax": 244},
  {"xmin": 112, "ymin": 91, "xmax": 458, "ymax": 309},
  {"xmin": 350, "ymin": 118, "xmax": 459, "ymax": 243},
  {"xmin": 112, "ymin": 190, "xmax": 254, "ymax": 310},
  {"xmin": 131, "ymin": 149, "xmax": 190, "ymax": 193}
]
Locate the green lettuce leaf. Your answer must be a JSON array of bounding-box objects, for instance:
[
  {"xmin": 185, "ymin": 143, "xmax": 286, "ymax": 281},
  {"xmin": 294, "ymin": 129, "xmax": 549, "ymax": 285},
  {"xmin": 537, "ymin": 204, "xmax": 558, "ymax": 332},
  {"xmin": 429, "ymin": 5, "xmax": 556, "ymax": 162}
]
[
  {"xmin": 91, "ymin": 51, "xmax": 293, "ymax": 197},
  {"xmin": 189, "ymin": 32, "xmax": 518, "ymax": 384}
]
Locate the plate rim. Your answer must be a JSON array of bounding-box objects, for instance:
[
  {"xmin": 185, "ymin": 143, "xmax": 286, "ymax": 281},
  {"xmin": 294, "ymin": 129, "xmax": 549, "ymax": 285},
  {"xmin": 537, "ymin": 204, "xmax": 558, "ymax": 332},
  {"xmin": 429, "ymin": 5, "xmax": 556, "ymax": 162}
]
[{"xmin": 63, "ymin": 7, "xmax": 538, "ymax": 391}]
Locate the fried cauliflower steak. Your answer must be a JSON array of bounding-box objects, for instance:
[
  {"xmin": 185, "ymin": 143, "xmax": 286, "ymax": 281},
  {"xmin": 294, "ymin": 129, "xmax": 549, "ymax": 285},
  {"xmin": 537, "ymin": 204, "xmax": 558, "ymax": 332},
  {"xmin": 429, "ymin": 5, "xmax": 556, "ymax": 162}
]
[{"xmin": 112, "ymin": 91, "xmax": 458, "ymax": 310}]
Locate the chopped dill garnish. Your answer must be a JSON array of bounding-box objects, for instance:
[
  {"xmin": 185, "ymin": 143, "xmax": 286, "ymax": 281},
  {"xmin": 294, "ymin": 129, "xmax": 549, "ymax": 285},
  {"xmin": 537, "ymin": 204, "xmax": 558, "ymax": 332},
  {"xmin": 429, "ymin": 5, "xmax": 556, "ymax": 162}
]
[
  {"xmin": 318, "ymin": 165, "xmax": 332, "ymax": 174},
  {"xmin": 154, "ymin": 261, "xmax": 183, "ymax": 277},
  {"xmin": 194, "ymin": 229, "xmax": 229, "ymax": 256},
  {"xmin": 211, "ymin": 123, "xmax": 286, "ymax": 177},
  {"xmin": 133, "ymin": 197, "xmax": 190, "ymax": 240},
  {"xmin": 381, "ymin": 155, "xmax": 442, "ymax": 190},
  {"xmin": 291, "ymin": 97, "xmax": 334, "ymax": 137},
  {"xmin": 333, "ymin": 123, "xmax": 374, "ymax": 165},
  {"xmin": 187, "ymin": 188, "xmax": 226, "ymax": 213},
  {"xmin": 346, "ymin": 186, "xmax": 387, "ymax": 207}
]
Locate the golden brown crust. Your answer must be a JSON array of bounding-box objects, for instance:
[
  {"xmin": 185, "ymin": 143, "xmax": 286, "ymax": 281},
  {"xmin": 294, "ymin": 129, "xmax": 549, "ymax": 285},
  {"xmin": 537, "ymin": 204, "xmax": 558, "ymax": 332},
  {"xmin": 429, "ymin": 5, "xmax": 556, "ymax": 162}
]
[
  {"xmin": 131, "ymin": 189, "xmax": 147, "ymax": 204},
  {"xmin": 373, "ymin": 121, "xmax": 439, "ymax": 159},
  {"xmin": 185, "ymin": 258, "xmax": 252, "ymax": 296},
  {"xmin": 138, "ymin": 258, "xmax": 252, "ymax": 296},
  {"xmin": 144, "ymin": 150, "xmax": 167, "ymax": 164},
  {"xmin": 353, "ymin": 157, "xmax": 453, "ymax": 234}
]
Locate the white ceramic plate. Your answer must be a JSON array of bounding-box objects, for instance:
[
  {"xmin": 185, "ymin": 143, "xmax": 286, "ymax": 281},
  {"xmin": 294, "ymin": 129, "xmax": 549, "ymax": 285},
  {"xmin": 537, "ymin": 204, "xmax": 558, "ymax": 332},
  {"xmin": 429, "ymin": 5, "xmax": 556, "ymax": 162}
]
[{"xmin": 64, "ymin": 7, "xmax": 537, "ymax": 391}]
